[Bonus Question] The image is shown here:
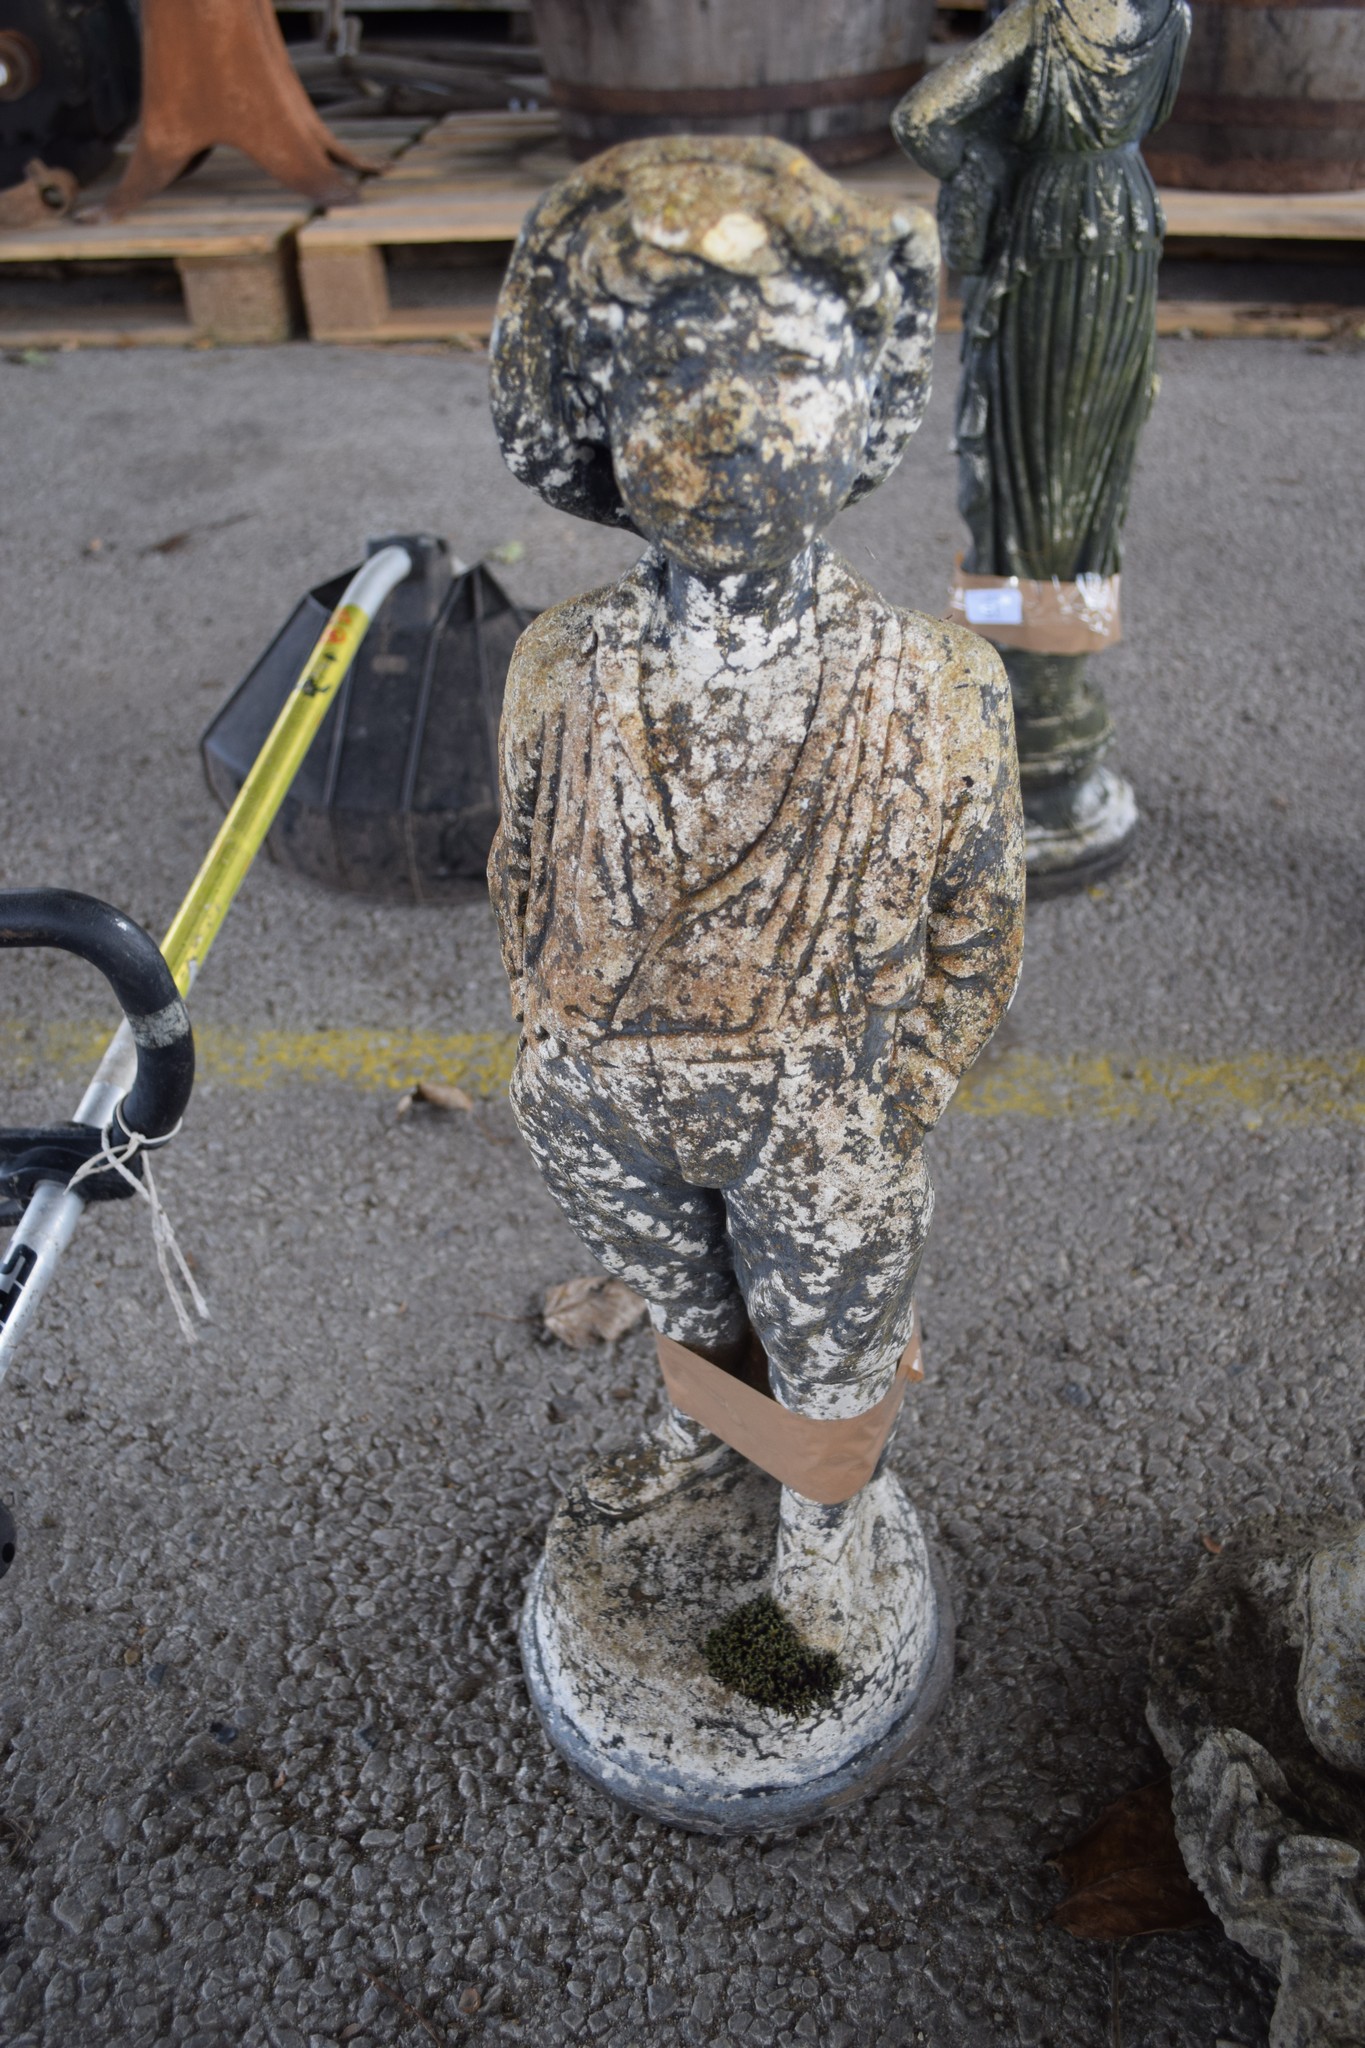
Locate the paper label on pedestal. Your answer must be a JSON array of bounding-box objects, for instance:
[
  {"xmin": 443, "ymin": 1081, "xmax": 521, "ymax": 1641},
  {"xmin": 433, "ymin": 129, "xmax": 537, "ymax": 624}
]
[
  {"xmin": 964, "ymin": 587, "xmax": 1025, "ymax": 627},
  {"xmin": 947, "ymin": 556, "xmax": 1122, "ymax": 653}
]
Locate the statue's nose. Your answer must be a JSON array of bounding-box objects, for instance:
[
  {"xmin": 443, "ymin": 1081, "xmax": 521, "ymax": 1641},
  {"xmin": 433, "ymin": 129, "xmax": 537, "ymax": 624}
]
[{"xmin": 690, "ymin": 388, "xmax": 762, "ymax": 459}]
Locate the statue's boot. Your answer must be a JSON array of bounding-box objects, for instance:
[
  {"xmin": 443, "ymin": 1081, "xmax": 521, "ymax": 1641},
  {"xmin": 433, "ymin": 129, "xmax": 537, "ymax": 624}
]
[
  {"xmin": 771, "ymin": 1482, "xmax": 883, "ymax": 1658},
  {"xmin": 581, "ymin": 1404, "xmax": 741, "ymax": 1519},
  {"xmin": 581, "ymin": 1316, "xmax": 763, "ymax": 1516}
]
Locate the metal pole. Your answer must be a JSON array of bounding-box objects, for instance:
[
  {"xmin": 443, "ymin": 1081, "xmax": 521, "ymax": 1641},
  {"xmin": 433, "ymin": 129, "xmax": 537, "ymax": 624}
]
[{"xmin": 0, "ymin": 545, "xmax": 413, "ymax": 1377}]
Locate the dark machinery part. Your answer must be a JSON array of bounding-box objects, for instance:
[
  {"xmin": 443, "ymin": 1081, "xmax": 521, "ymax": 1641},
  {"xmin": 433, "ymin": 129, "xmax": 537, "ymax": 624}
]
[
  {"xmin": 0, "ymin": 0, "xmax": 139, "ymax": 190},
  {"xmin": 0, "ymin": 889, "xmax": 195, "ymax": 1224},
  {"xmin": 0, "ymin": 155, "xmax": 78, "ymax": 226},
  {"xmin": 0, "ymin": 32, "xmax": 44, "ymax": 101},
  {"xmin": 281, "ymin": 0, "xmax": 544, "ymax": 124},
  {"xmin": 0, "ymin": 1123, "xmax": 146, "ymax": 1211},
  {"xmin": 0, "ymin": 1495, "xmax": 14, "ymax": 1579},
  {"xmin": 202, "ymin": 536, "xmax": 534, "ymax": 905}
]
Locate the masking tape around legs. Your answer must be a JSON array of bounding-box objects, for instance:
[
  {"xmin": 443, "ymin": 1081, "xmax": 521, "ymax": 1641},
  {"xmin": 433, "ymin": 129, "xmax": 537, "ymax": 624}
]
[
  {"xmin": 656, "ymin": 1312, "xmax": 923, "ymax": 1508},
  {"xmin": 946, "ymin": 556, "xmax": 1122, "ymax": 654}
]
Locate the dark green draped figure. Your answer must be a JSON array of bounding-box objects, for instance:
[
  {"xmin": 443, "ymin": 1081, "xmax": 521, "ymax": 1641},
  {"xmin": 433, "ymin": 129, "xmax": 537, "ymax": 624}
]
[{"xmin": 895, "ymin": 0, "xmax": 1189, "ymax": 888}]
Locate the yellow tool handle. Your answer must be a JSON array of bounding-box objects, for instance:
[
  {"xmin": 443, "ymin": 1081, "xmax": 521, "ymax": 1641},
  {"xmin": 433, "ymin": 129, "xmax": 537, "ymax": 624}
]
[
  {"xmin": 159, "ymin": 545, "xmax": 412, "ymax": 994},
  {"xmin": 0, "ymin": 546, "xmax": 414, "ymax": 1377}
]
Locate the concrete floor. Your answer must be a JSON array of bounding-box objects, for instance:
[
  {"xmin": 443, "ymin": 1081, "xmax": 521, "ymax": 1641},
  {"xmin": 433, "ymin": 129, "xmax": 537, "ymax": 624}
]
[{"xmin": 0, "ymin": 330, "xmax": 1361, "ymax": 2048}]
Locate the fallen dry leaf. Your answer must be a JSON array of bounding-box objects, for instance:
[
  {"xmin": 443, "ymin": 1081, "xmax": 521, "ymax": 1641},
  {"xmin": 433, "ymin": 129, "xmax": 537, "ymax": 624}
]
[
  {"xmin": 139, "ymin": 510, "xmax": 251, "ymax": 558},
  {"xmin": 543, "ymin": 1276, "xmax": 646, "ymax": 1349},
  {"xmin": 416, "ymin": 1079, "xmax": 475, "ymax": 1111},
  {"xmin": 398, "ymin": 1079, "xmax": 476, "ymax": 1120},
  {"xmin": 1049, "ymin": 1776, "xmax": 1212, "ymax": 1939}
]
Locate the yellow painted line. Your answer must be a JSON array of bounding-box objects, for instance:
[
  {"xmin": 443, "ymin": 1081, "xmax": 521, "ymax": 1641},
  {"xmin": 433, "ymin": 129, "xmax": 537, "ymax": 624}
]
[
  {"xmin": 1, "ymin": 1020, "xmax": 1361, "ymax": 1126},
  {"xmin": 954, "ymin": 1049, "xmax": 1365, "ymax": 1126},
  {"xmin": 0, "ymin": 1020, "xmax": 520, "ymax": 1099}
]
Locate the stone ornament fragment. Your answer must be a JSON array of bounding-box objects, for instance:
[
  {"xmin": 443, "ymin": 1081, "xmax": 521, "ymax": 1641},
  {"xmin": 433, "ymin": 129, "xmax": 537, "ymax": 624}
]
[
  {"xmin": 894, "ymin": 0, "xmax": 1190, "ymax": 892},
  {"xmin": 1149, "ymin": 1518, "xmax": 1365, "ymax": 2048},
  {"xmin": 487, "ymin": 135, "xmax": 1025, "ymax": 1831}
]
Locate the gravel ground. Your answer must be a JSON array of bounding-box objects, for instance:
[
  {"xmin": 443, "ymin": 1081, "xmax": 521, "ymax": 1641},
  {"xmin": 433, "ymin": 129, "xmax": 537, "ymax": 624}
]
[{"xmin": 0, "ymin": 329, "xmax": 1361, "ymax": 2048}]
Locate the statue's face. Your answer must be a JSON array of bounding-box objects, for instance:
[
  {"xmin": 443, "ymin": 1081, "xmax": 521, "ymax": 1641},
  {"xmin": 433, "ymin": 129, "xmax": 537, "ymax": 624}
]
[{"xmin": 604, "ymin": 272, "xmax": 874, "ymax": 578}]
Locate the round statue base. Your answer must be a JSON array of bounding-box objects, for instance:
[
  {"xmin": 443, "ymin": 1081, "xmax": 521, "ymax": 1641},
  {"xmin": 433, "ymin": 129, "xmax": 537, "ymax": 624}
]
[
  {"xmin": 1024, "ymin": 764, "xmax": 1138, "ymax": 896},
  {"xmin": 520, "ymin": 1460, "xmax": 954, "ymax": 1836}
]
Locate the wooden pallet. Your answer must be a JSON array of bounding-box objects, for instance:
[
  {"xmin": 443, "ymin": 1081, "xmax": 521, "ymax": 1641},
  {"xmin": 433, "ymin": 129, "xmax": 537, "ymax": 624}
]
[
  {"xmin": 295, "ymin": 117, "xmax": 939, "ymax": 345},
  {"xmin": 0, "ymin": 120, "xmax": 425, "ymax": 350},
  {"xmin": 7, "ymin": 106, "xmax": 1360, "ymax": 350},
  {"xmin": 297, "ymin": 108, "xmax": 560, "ymax": 342},
  {"xmin": 297, "ymin": 118, "xmax": 1365, "ymax": 346}
]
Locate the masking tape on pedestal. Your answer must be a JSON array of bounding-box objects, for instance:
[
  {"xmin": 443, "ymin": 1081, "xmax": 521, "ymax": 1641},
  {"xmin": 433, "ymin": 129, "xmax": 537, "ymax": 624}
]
[
  {"xmin": 947, "ymin": 557, "xmax": 1121, "ymax": 654},
  {"xmin": 656, "ymin": 1313, "xmax": 923, "ymax": 1507}
]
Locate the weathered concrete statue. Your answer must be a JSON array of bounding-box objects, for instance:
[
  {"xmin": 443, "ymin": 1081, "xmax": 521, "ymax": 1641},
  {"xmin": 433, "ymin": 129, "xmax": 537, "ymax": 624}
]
[
  {"xmin": 1149, "ymin": 1519, "xmax": 1365, "ymax": 2048},
  {"xmin": 488, "ymin": 135, "xmax": 1025, "ymax": 1829},
  {"xmin": 895, "ymin": 0, "xmax": 1190, "ymax": 889}
]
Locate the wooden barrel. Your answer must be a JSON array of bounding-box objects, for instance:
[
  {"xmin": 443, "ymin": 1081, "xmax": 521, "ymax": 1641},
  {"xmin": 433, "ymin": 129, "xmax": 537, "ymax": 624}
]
[
  {"xmin": 1144, "ymin": 0, "xmax": 1365, "ymax": 192},
  {"xmin": 529, "ymin": 0, "xmax": 935, "ymax": 166}
]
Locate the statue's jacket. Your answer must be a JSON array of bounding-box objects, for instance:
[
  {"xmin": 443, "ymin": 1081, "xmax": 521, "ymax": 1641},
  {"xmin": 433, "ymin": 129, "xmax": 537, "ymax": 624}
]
[{"xmin": 489, "ymin": 547, "xmax": 1024, "ymax": 1136}]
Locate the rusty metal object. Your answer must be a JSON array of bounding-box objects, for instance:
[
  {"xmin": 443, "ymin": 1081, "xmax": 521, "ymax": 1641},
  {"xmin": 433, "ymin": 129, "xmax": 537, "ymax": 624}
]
[
  {"xmin": 93, "ymin": 0, "xmax": 378, "ymax": 224},
  {"xmin": 0, "ymin": 155, "xmax": 77, "ymax": 226}
]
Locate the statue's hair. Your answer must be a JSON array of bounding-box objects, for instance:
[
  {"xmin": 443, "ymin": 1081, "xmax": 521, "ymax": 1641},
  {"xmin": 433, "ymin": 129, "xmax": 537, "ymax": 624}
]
[{"xmin": 489, "ymin": 134, "xmax": 940, "ymax": 532}]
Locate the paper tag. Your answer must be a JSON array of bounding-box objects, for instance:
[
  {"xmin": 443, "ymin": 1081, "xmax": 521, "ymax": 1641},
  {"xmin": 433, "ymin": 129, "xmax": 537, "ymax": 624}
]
[{"xmin": 964, "ymin": 586, "xmax": 1024, "ymax": 627}]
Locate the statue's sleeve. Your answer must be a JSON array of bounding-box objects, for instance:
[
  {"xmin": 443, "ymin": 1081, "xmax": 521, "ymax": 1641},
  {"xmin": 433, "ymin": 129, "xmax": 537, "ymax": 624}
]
[
  {"xmin": 487, "ymin": 616, "xmax": 560, "ymax": 1024},
  {"xmin": 891, "ymin": 636, "xmax": 1026, "ymax": 1133},
  {"xmin": 892, "ymin": 0, "xmax": 1033, "ymax": 178}
]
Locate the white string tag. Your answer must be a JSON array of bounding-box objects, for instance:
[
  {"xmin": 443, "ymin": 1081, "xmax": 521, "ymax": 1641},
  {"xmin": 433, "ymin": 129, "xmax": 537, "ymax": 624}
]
[{"xmin": 66, "ymin": 1120, "xmax": 210, "ymax": 1345}]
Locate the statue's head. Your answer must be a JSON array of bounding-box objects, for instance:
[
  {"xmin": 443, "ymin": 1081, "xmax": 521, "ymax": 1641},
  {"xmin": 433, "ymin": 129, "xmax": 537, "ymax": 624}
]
[{"xmin": 490, "ymin": 136, "xmax": 939, "ymax": 580}]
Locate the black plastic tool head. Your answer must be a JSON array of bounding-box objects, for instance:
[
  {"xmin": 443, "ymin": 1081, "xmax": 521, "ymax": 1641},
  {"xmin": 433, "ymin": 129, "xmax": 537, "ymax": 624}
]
[{"xmin": 200, "ymin": 536, "xmax": 535, "ymax": 905}]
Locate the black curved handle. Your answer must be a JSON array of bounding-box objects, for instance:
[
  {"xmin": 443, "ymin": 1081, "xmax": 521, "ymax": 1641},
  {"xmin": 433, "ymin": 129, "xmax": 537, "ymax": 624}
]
[{"xmin": 0, "ymin": 889, "xmax": 194, "ymax": 1143}]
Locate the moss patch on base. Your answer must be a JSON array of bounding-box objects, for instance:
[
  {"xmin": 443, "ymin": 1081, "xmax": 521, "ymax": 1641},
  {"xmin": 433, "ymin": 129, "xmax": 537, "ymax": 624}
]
[{"xmin": 703, "ymin": 1595, "xmax": 844, "ymax": 1718}]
